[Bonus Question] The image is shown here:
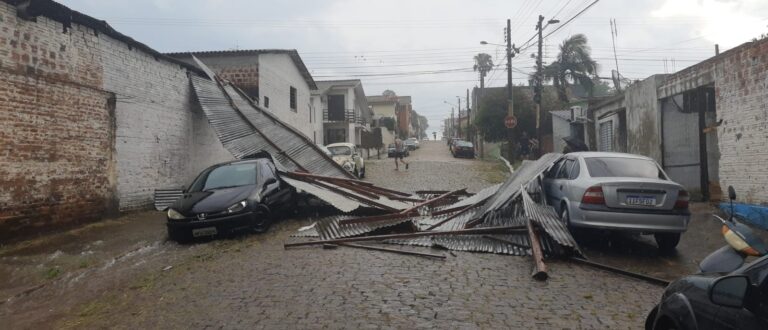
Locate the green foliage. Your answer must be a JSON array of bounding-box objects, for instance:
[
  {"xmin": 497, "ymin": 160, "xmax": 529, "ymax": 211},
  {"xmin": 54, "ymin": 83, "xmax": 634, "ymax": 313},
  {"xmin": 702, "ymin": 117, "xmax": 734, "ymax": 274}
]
[
  {"xmin": 474, "ymin": 87, "xmax": 566, "ymax": 142},
  {"xmin": 542, "ymin": 34, "xmax": 599, "ymax": 102}
]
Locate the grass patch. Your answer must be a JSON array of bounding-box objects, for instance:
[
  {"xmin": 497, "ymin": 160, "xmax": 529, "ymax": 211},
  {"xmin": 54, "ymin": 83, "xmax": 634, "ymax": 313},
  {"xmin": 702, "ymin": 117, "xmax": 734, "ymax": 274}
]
[
  {"xmin": 42, "ymin": 267, "xmax": 61, "ymax": 280},
  {"xmin": 475, "ymin": 160, "xmax": 510, "ymax": 184}
]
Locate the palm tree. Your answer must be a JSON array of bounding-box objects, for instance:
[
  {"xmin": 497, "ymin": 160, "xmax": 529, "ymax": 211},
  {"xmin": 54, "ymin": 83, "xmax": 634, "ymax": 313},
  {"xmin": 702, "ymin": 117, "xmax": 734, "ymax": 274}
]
[
  {"xmin": 473, "ymin": 53, "xmax": 494, "ymax": 90},
  {"xmin": 541, "ymin": 34, "xmax": 598, "ymax": 103}
]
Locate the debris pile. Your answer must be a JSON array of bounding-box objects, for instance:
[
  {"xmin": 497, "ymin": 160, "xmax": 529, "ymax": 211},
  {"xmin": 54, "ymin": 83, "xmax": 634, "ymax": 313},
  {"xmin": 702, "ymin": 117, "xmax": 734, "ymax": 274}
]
[{"xmin": 286, "ymin": 154, "xmax": 582, "ymax": 281}]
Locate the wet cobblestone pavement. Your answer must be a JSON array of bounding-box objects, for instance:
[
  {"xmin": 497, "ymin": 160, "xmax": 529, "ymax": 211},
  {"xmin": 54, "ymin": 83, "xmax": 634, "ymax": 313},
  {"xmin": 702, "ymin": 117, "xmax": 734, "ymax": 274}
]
[{"xmin": 1, "ymin": 141, "xmax": 669, "ymax": 329}]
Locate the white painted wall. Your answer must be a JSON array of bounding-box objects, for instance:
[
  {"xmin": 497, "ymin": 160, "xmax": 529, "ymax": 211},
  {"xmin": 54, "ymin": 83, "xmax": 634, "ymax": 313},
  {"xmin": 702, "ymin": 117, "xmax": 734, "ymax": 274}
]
[{"xmin": 258, "ymin": 53, "xmax": 314, "ymax": 139}]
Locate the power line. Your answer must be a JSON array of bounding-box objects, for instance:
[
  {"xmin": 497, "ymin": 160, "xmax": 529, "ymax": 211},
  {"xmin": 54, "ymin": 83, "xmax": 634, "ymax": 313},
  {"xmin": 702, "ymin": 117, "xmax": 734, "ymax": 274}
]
[{"xmin": 544, "ymin": 0, "xmax": 601, "ymax": 39}]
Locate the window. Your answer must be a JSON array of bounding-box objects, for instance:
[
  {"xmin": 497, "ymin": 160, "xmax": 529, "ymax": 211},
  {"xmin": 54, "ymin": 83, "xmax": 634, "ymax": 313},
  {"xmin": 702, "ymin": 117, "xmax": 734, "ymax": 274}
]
[
  {"xmin": 569, "ymin": 160, "xmax": 580, "ymax": 179},
  {"xmin": 557, "ymin": 159, "xmax": 574, "ymax": 179},
  {"xmin": 290, "ymin": 86, "xmax": 297, "ymax": 111},
  {"xmin": 585, "ymin": 157, "xmax": 666, "ymax": 179},
  {"xmin": 264, "ymin": 96, "xmax": 269, "ymax": 108},
  {"xmin": 547, "ymin": 159, "xmax": 565, "ymax": 179},
  {"xmin": 599, "ymin": 120, "xmax": 614, "ymax": 152},
  {"xmin": 328, "ymin": 95, "xmax": 345, "ymax": 121}
]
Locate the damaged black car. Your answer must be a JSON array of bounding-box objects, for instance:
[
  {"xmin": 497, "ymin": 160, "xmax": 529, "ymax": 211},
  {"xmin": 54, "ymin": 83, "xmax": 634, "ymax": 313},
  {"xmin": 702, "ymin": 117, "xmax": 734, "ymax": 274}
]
[{"xmin": 166, "ymin": 158, "xmax": 295, "ymax": 242}]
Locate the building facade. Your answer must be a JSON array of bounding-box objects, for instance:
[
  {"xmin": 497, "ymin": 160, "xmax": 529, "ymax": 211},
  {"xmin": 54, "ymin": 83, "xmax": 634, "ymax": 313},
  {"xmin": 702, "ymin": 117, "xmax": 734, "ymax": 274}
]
[
  {"xmin": 311, "ymin": 80, "xmax": 371, "ymax": 145},
  {"xmin": 167, "ymin": 50, "xmax": 319, "ymax": 141}
]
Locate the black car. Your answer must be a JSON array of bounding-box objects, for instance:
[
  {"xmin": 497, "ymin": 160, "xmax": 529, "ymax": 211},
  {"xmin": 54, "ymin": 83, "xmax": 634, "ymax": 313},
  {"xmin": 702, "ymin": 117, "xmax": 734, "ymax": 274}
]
[
  {"xmin": 645, "ymin": 254, "xmax": 768, "ymax": 329},
  {"xmin": 165, "ymin": 158, "xmax": 294, "ymax": 242},
  {"xmin": 452, "ymin": 140, "xmax": 474, "ymax": 158}
]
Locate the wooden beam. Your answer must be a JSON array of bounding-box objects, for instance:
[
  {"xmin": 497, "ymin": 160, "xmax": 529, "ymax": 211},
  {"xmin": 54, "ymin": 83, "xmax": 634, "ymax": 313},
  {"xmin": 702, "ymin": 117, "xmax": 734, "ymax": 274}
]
[
  {"xmin": 526, "ymin": 218, "xmax": 548, "ymax": 281},
  {"xmin": 336, "ymin": 243, "xmax": 446, "ymax": 259}
]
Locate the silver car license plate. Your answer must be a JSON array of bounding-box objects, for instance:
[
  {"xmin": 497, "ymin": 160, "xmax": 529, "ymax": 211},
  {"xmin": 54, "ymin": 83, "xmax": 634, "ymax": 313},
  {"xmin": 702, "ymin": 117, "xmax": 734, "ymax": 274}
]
[
  {"xmin": 192, "ymin": 227, "xmax": 217, "ymax": 237},
  {"xmin": 626, "ymin": 195, "xmax": 656, "ymax": 206}
]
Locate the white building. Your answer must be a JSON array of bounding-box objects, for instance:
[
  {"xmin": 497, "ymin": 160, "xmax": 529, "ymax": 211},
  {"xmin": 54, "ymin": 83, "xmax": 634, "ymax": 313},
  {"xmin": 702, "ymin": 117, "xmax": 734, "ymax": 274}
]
[
  {"xmin": 312, "ymin": 80, "xmax": 371, "ymax": 145},
  {"xmin": 168, "ymin": 49, "xmax": 320, "ymax": 141}
]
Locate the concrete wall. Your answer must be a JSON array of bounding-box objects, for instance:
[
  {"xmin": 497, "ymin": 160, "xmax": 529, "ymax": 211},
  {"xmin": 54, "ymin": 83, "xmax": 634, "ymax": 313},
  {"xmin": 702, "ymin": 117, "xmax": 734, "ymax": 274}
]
[
  {"xmin": 658, "ymin": 38, "xmax": 768, "ymax": 206},
  {"xmin": 552, "ymin": 116, "xmax": 570, "ymax": 153},
  {"xmin": 625, "ymin": 75, "xmax": 666, "ymax": 163},
  {"xmin": 0, "ymin": 2, "xmax": 231, "ymax": 239},
  {"xmin": 310, "ymin": 95, "xmax": 323, "ymax": 144},
  {"xmin": 258, "ymin": 53, "xmax": 314, "ymax": 139},
  {"xmin": 371, "ymin": 103, "xmax": 396, "ymax": 119}
]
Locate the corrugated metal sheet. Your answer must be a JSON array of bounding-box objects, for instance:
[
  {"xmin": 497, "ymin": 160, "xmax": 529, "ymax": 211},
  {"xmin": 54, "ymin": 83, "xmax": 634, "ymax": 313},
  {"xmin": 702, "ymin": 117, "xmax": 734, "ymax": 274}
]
[
  {"xmin": 153, "ymin": 189, "xmax": 183, "ymax": 211},
  {"xmin": 282, "ymin": 177, "xmax": 364, "ymax": 213},
  {"xmin": 479, "ymin": 153, "xmax": 563, "ymax": 217},
  {"xmin": 521, "ymin": 189, "xmax": 580, "ymax": 250},
  {"xmin": 189, "ymin": 56, "xmax": 352, "ymax": 179},
  {"xmin": 315, "ymin": 215, "xmax": 418, "ymax": 240}
]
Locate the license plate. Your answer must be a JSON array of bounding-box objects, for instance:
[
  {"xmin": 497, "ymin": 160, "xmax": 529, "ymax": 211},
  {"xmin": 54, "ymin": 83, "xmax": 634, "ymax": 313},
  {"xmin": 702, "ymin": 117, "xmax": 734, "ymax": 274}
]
[
  {"xmin": 192, "ymin": 227, "xmax": 217, "ymax": 237},
  {"xmin": 626, "ymin": 195, "xmax": 656, "ymax": 206}
]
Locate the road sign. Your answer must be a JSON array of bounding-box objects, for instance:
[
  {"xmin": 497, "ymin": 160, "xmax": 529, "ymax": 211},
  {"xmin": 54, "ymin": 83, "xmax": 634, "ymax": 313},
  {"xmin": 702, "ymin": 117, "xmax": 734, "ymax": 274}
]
[{"xmin": 504, "ymin": 115, "xmax": 517, "ymax": 129}]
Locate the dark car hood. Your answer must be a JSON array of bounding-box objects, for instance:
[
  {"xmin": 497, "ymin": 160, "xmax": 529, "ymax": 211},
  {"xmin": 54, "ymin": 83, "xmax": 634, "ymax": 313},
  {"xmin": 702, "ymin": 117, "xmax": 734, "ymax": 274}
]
[{"xmin": 173, "ymin": 185, "xmax": 256, "ymax": 215}]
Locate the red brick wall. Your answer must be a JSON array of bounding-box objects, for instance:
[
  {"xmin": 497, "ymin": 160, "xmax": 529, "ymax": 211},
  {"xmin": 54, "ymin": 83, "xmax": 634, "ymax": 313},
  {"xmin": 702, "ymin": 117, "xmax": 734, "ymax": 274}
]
[
  {"xmin": 217, "ymin": 67, "xmax": 259, "ymax": 99},
  {"xmin": 0, "ymin": 4, "xmax": 116, "ymax": 241}
]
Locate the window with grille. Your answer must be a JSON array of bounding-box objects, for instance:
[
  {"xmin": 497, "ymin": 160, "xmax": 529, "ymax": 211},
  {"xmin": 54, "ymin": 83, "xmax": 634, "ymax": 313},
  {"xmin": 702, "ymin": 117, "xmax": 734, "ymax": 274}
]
[
  {"xmin": 289, "ymin": 87, "xmax": 297, "ymax": 111},
  {"xmin": 599, "ymin": 120, "xmax": 614, "ymax": 152}
]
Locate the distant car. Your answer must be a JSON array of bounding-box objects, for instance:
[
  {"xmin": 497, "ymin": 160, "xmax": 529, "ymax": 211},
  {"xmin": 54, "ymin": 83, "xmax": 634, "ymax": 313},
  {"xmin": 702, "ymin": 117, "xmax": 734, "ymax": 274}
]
[
  {"xmin": 645, "ymin": 254, "xmax": 768, "ymax": 329},
  {"xmin": 404, "ymin": 138, "xmax": 417, "ymax": 151},
  {"xmin": 387, "ymin": 143, "xmax": 409, "ymax": 158},
  {"xmin": 543, "ymin": 152, "xmax": 690, "ymax": 252},
  {"xmin": 452, "ymin": 140, "xmax": 475, "ymax": 158},
  {"xmin": 326, "ymin": 142, "xmax": 365, "ymax": 178},
  {"xmin": 165, "ymin": 158, "xmax": 295, "ymax": 242},
  {"xmin": 422, "ymin": 137, "xmax": 430, "ymax": 141}
]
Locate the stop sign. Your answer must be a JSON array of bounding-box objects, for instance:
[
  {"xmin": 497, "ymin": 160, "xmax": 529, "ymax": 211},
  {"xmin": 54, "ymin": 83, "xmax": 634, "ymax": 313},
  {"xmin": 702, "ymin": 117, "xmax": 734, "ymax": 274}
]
[{"xmin": 504, "ymin": 115, "xmax": 517, "ymax": 129}]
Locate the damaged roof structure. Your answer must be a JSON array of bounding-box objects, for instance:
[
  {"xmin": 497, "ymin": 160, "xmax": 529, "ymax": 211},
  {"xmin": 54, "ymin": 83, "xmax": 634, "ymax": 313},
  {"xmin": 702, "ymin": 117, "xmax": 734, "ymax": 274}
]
[{"xmin": 286, "ymin": 154, "xmax": 583, "ymax": 281}]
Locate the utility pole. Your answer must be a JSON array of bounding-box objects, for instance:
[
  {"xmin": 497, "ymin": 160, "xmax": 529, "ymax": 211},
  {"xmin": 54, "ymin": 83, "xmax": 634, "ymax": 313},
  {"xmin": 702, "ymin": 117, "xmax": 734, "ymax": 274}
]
[
  {"xmin": 506, "ymin": 18, "xmax": 515, "ymax": 160},
  {"xmin": 466, "ymin": 88, "xmax": 471, "ymax": 144},
  {"xmin": 535, "ymin": 14, "xmax": 545, "ymax": 156},
  {"xmin": 457, "ymin": 96, "xmax": 461, "ymax": 138},
  {"xmin": 451, "ymin": 107, "xmax": 455, "ymax": 138}
]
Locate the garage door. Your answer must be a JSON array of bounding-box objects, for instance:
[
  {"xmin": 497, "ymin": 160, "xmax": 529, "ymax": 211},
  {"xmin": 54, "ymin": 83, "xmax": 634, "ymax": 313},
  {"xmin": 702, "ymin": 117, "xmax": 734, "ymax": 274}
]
[{"xmin": 598, "ymin": 120, "xmax": 613, "ymax": 152}]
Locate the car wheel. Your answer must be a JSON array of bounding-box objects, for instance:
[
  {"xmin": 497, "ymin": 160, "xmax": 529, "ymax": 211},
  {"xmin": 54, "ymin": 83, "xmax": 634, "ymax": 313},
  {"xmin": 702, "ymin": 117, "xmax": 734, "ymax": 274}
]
[
  {"xmin": 654, "ymin": 233, "xmax": 681, "ymax": 252},
  {"xmin": 253, "ymin": 211, "xmax": 273, "ymax": 233},
  {"xmin": 354, "ymin": 168, "xmax": 360, "ymax": 178},
  {"xmin": 360, "ymin": 167, "xmax": 365, "ymax": 178},
  {"xmin": 168, "ymin": 227, "xmax": 191, "ymax": 243}
]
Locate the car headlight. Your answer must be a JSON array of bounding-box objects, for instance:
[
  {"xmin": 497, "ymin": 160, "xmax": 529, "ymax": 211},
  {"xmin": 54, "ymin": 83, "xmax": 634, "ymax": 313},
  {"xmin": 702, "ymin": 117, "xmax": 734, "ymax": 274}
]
[
  {"xmin": 227, "ymin": 200, "xmax": 247, "ymax": 214},
  {"xmin": 167, "ymin": 208, "xmax": 185, "ymax": 220},
  {"xmin": 343, "ymin": 162, "xmax": 354, "ymax": 170}
]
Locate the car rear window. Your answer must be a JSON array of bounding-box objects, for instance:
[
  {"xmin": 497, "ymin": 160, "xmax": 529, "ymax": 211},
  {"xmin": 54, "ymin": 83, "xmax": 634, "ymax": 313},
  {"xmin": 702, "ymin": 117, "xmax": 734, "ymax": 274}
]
[{"xmin": 584, "ymin": 157, "xmax": 666, "ymax": 179}]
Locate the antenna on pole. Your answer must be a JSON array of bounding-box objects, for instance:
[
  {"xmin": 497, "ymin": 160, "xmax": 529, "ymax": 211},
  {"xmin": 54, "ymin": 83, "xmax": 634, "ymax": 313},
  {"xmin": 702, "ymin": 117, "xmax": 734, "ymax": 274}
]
[{"xmin": 610, "ymin": 18, "xmax": 621, "ymax": 92}]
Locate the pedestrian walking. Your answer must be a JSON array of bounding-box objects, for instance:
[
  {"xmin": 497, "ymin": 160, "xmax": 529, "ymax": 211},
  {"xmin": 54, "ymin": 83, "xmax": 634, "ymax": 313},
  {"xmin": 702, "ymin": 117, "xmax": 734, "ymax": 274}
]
[{"xmin": 394, "ymin": 137, "xmax": 409, "ymax": 170}]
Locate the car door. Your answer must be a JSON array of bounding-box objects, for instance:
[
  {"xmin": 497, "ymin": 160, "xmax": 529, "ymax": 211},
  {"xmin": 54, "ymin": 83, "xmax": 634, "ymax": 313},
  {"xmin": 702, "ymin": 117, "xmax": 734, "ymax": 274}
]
[
  {"xmin": 543, "ymin": 159, "xmax": 566, "ymax": 212},
  {"xmin": 261, "ymin": 162, "xmax": 291, "ymax": 209},
  {"xmin": 710, "ymin": 259, "xmax": 768, "ymax": 329},
  {"xmin": 553, "ymin": 158, "xmax": 575, "ymax": 211}
]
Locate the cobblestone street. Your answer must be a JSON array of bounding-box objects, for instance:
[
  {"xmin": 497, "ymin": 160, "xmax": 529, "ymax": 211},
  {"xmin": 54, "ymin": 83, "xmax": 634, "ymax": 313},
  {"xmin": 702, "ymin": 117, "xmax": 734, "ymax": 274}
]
[{"xmin": 2, "ymin": 141, "xmax": 664, "ymax": 329}]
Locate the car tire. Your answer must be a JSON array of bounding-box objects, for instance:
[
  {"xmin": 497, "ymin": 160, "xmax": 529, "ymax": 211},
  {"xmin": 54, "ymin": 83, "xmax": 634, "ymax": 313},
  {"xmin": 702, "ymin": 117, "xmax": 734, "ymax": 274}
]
[
  {"xmin": 360, "ymin": 167, "xmax": 365, "ymax": 178},
  {"xmin": 354, "ymin": 168, "xmax": 360, "ymax": 178},
  {"xmin": 168, "ymin": 227, "xmax": 191, "ymax": 243},
  {"xmin": 253, "ymin": 211, "xmax": 273, "ymax": 233},
  {"xmin": 654, "ymin": 233, "xmax": 680, "ymax": 252}
]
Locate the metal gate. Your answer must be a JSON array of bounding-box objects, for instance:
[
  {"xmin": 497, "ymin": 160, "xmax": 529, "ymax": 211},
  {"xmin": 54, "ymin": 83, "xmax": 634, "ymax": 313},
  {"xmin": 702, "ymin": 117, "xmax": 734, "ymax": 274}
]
[
  {"xmin": 661, "ymin": 94, "xmax": 701, "ymax": 195},
  {"xmin": 598, "ymin": 120, "xmax": 613, "ymax": 152}
]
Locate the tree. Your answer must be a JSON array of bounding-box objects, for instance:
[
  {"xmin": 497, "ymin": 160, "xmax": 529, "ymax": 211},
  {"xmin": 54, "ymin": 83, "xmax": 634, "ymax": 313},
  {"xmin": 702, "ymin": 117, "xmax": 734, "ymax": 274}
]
[
  {"xmin": 474, "ymin": 86, "xmax": 565, "ymax": 142},
  {"xmin": 473, "ymin": 53, "xmax": 494, "ymax": 90},
  {"xmin": 540, "ymin": 34, "xmax": 598, "ymax": 103}
]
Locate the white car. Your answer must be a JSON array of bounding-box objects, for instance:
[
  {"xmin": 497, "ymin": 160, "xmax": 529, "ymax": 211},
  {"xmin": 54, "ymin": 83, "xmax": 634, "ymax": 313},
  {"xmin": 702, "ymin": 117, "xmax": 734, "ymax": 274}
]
[
  {"xmin": 326, "ymin": 143, "xmax": 366, "ymax": 178},
  {"xmin": 543, "ymin": 152, "xmax": 690, "ymax": 252}
]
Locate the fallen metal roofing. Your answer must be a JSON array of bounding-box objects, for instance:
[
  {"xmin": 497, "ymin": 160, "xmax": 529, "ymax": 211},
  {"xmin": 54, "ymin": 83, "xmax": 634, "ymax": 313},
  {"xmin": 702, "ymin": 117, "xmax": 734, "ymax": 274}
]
[{"xmin": 189, "ymin": 56, "xmax": 352, "ymax": 179}]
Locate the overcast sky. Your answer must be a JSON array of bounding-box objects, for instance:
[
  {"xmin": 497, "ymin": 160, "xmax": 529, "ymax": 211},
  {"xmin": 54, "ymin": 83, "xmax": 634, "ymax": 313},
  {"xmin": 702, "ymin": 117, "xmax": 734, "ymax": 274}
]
[{"xmin": 60, "ymin": 0, "xmax": 768, "ymax": 136}]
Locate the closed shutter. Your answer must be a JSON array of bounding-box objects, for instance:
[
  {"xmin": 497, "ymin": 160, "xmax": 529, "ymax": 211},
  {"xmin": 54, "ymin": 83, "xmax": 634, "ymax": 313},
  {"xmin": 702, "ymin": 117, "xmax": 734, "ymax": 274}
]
[{"xmin": 599, "ymin": 120, "xmax": 614, "ymax": 152}]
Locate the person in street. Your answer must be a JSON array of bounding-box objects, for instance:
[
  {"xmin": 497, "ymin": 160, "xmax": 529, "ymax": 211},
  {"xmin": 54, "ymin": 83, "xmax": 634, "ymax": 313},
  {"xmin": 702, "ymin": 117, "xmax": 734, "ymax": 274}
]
[
  {"xmin": 394, "ymin": 137, "xmax": 409, "ymax": 170},
  {"xmin": 519, "ymin": 131, "xmax": 531, "ymax": 160}
]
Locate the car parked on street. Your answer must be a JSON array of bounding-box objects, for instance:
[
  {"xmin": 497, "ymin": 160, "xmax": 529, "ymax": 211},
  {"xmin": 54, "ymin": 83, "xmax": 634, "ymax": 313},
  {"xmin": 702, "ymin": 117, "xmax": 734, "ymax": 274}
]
[
  {"xmin": 645, "ymin": 253, "xmax": 768, "ymax": 329},
  {"xmin": 166, "ymin": 157, "xmax": 295, "ymax": 242},
  {"xmin": 326, "ymin": 142, "xmax": 366, "ymax": 178},
  {"xmin": 387, "ymin": 143, "xmax": 409, "ymax": 158},
  {"xmin": 543, "ymin": 152, "xmax": 690, "ymax": 252},
  {"xmin": 452, "ymin": 140, "xmax": 475, "ymax": 158},
  {"xmin": 404, "ymin": 138, "xmax": 417, "ymax": 151}
]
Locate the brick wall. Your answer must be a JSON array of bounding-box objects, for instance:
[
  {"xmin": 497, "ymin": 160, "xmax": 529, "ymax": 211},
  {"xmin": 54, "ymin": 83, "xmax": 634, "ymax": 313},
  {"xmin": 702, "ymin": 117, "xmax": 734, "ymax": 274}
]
[
  {"xmin": 714, "ymin": 39, "xmax": 768, "ymax": 205},
  {"xmin": 0, "ymin": 1, "xmax": 232, "ymax": 240},
  {"xmin": 0, "ymin": 3, "xmax": 116, "ymax": 240}
]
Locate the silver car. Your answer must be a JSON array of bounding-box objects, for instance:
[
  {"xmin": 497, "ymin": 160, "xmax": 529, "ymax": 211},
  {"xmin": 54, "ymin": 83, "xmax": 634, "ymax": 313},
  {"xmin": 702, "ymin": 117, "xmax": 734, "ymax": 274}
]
[{"xmin": 543, "ymin": 152, "xmax": 690, "ymax": 251}]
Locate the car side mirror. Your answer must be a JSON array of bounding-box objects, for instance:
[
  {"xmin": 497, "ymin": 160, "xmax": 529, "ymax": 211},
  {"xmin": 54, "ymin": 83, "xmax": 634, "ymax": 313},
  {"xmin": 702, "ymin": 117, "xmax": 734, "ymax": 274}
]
[
  {"xmin": 728, "ymin": 186, "xmax": 736, "ymax": 201},
  {"xmin": 710, "ymin": 275, "xmax": 750, "ymax": 308},
  {"xmin": 263, "ymin": 177, "xmax": 277, "ymax": 188}
]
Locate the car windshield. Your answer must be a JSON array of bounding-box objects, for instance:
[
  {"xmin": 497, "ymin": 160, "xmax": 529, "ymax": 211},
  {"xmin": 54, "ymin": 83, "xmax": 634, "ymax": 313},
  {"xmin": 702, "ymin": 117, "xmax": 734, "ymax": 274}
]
[
  {"xmin": 327, "ymin": 146, "xmax": 352, "ymax": 156},
  {"xmin": 388, "ymin": 143, "xmax": 395, "ymax": 148},
  {"xmin": 456, "ymin": 141, "xmax": 473, "ymax": 147},
  {"xmin": 190, "ymin": 163, "xmax": 258, "ymax": 192},
  {"xmin": 584, "ymin": 157, "xmax": 665, "ymax": 179}
]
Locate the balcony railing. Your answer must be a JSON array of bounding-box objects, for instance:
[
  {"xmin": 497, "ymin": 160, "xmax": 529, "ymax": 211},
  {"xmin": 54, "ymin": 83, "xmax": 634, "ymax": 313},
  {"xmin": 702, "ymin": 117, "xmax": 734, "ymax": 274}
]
[{"xmin": 323, "ymin": 108, "xmax": 367, "ymax": 126}]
